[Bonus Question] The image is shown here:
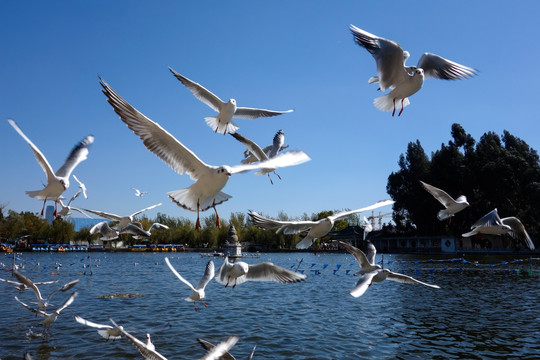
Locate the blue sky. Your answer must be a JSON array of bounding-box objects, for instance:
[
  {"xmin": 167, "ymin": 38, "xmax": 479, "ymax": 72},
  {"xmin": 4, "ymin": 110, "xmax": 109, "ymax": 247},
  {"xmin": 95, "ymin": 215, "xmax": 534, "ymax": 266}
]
[{"xmin": 1, "ymin": 1, "xmax": 539, "ymax": 226}]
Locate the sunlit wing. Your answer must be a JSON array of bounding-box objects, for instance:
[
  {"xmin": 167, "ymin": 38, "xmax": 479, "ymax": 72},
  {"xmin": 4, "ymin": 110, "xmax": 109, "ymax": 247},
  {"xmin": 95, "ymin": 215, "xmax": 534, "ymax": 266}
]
[{"xmin": 169, "ymin": 68, "xmax": 224, "ymax": 112}]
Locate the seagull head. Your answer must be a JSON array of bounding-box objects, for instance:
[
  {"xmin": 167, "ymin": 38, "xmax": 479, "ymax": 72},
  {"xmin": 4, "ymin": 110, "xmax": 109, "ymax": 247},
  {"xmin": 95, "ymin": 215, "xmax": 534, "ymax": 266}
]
[
  {"xmin": 217, "ymin": 166, "xmax": 232, "ymax": 177},
  {"xmin": 415, "ymin": 68, "xmax": 424, "ymax": 76},
  {"xmin": 60, "ymin": 178, "xmax": 69, "ymax": 190}
]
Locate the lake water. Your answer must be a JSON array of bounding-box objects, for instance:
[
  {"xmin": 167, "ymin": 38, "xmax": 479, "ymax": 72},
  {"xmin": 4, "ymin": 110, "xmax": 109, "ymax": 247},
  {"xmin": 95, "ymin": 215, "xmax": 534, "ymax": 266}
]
[{"xmin": 0, "ymin": 251, "xmax": 538, "ymax": 359}]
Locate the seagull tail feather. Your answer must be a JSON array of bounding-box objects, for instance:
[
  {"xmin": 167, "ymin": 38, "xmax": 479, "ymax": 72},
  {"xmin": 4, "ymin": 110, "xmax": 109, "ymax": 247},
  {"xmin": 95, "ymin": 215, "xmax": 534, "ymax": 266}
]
[{"xmin": 373, "ymin": 94, "xmax": 410, "ymax": 112}]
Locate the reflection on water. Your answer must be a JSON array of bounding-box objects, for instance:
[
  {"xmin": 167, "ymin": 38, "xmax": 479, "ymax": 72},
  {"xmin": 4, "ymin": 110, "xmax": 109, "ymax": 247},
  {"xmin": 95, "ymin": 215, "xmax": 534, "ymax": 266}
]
[{"xmin": 0, "ymin": 251, "xmax": 538, "ymax": 359}]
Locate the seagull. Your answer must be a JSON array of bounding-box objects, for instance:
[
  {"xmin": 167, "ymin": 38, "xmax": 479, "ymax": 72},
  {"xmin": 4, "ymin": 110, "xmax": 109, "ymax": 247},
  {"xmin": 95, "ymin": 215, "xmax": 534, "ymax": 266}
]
[
  {"xmin": 215, "ymin": 256, "xmax": 306, "ymax": 288},
  {"xmin": 420, "ymin": 181, "xmax": 469, "ymax": 222},
  {"xmin": 89, "ymin": 221, "xmax": 119, "ymax": 241},
  {"xmin": 124, "ymin": 221, "xmax": 170, "ymax": 240},
  {"xmin": 56, "ymin": 190, "xmax": 92, "ymax": 219},
  {"xmin": 109, "ymin": 318, "xmax": 168, "ymax": 360},
  {"xmin": 231, "ymin": 130, "xmax": 291, "ymax": 184},
  {"xmin": 8, "ymin": 119, "xmax": 94, "ymax": 217},
  {"xmin": 72, "ymin": 174, "xmax": 88, "ymax": 198},
  {"xmin": 133, "ymin": 188, "xmax": 148, "ymax": 197},
  {"xmin": 13, "ymin": 271, "xmax": 79, "ymax": 310},
  {"xmin": 169, "ymin": 68, "xmax": 293, "ymax": 134},
  {"xmin": 362, "ymin": 216, "xmax": 372, "ymax": 240},
  {"xmin": 15, "ymin": 291, "xmax": 78, "ymax": 331},
  {"xmin": 249, "ymin": 199, "xmax": 394, "ymax": 249},
  {"xmin": 198, "ymin": 338, "xmax": 256, "ymax": 360},
  {"xmin": 83, "ymin": 203, "xmax": 162, "ymax": 230},
  {"xmin": 242, "ymin": 129, "xmax": 288, "ymax": 164},
  {"xmin": 165, "ymin": 257, "xmax": 214, "ymax": 311},
  {"xmin": 74, "ymin": 314, "xmax": 123, "ymax": 340},
  {"xmin": 462, "ymin": 208, "xmax": 535, "ymax": 250},
  {"xmin": 338, "ymin": 241, "xmax": 381, "ymax": 276},
  {"xmin": 340, "ymin": 242, "xmax": 440, "ymax": 297},
  {"xmin": 0, "ymin": 277, "xmax": 58, "ymax": 293},
  {"xmin": 349, "ymin": 25, "xmax": 477, "ymax": 116},
  {"xmin": 199, "ymin": 336, "xmax": 240, "ymax": 360},
  {"xmin": 99, "ymin": 77, "xmax": 310, "ymax": 230}
]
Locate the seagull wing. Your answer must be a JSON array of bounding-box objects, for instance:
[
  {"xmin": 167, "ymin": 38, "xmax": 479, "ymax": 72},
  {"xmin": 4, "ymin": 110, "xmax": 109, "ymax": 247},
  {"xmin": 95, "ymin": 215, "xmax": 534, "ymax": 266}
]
[
  {"xmin": 164, "ymin": 257, "xmax": 197, "ymax": 292},
  {"xmin": 148, "ymin": 223, "xmax": 169, "ymax": 231},
  {"xmin": 72, "ymin": 175, "xmax": 87, "ymax": 198},
  {"xmin": 417, "ymin": 53, "xmax": 477, "ymax": 80},
  {"xmin": 196, "ymin": 339, "xmax": 236, "ymax": 360},
  {"xmin": 13, "ymin": 271, "xmax": 43, "ymax": 303},
  {"xmin": 47, "ymin": 279, "xmax": 80, "ymax": 301},
  {"xmin": 268, "ymin": 130, "xmax": 285, "ymax": 159},
  {"xmin": 54, "ymin": 291, "xmax": 78, "ymax": 314},
  {"xmin": 67, "ymin": 190, "xmax": 82, "ymax": 207},
  {"xmin": 470, "ymin": 209, "xmax": 503, "ymax": 229},
  {"xmin": 233, "ymin": 107, "xmax": 293, "ymax": 120},
  {"xmin": 248, "ymin": 211, "xmax": 315, "ymax": 235},
  {"xmin": 195, "ymin": 261, "xmax": 215, "ymax": 291},
  {"xmin": 420, "ymin": 181, "xmax": 457, "ymax": 207},
  {"xmin": 349, "ymin": 25, "xmax": 410, "ymax": 91},
  {"xmin": 349, "ymin": 272, "xmax": 378, "ymax": 298},
  {"xmin": 215, "ymin": 258, "xmax": 235, "ymax": 285},
  {"xmin": 14, "ymin": 296, "xmax": 48, "ymax": 317},
  {"xmin": 100, "ymin": 77, "xmax": 211, "ymax": 181},
  {"xmin": 8, "ymin": 119, "xmax": 56, "ymax": 184},
  {"xmin": 230, "ymin": 133, "xmax": 268, "ymax": 162},
  {"xmin": 110, "ymin": 318, "xmax": 168, "ymax": 360},
  {"xmin": 386, "ymin": 271, "xmax": 440, "ymax": 289},
  {"xmin": 70, "ymin": 207, "xmax": 93, "ymax": 218},
  {"xmin": 339, "ymin": 241, "xmax": 372, "ymax": 268},
  {"xmin": 228, "ymin": 150, "xmax": 311, "ymax": 175},
  {"xmin": 55, "ymin": 135, "xmax": 94, "ymax": 178},
  {"xmin": 129, "ymin": 203, "xmax": 162, "ymax": 217},
  {"xmin": 74, "ymin": 315, "xmax": 113, "ymax": 329},
  {"xmin": 501, "ymin": 217, "xmax": 535, "ymax": 250},
  {"xmin": 120, "ymin": 224, "xmax": 151, "ymax": 237},
  {"xmin": 83, "ymin": 209, "xmax": 123, "ymax": 222},
  {"xmin": 246, "ymin": 262, "xmax": 307, "ymax": 283},
  {"xmin": 330, "ymin": 199, "xmax": 395, "ymax": 221},
  {"xmin": 169, "ymin": 68, "xmax": 224, "ymax": 112},
  {"xmin": 199, "ymin": 336, "xmax": 239, "ymax": 360}
]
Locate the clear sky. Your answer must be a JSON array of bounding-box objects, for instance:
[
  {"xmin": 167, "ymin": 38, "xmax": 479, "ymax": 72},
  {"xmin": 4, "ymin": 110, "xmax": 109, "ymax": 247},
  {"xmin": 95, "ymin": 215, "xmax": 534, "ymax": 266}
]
[{"xmin": 1, "ymin": 1, "xmax": 539, "ymax": 226}]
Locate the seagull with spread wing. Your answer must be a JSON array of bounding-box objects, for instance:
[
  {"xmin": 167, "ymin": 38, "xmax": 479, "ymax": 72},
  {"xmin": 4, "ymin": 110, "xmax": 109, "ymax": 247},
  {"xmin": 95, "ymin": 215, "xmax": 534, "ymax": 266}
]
[
  {"xmin": 56, "ymin": 190, "xmax": 91, "ymax": 219},
  {"xmin": 14, "ymin": 271, "xmax": 79, "ymax": 311},
  {"xmin": 420, "ymin": 180, "xmax": 469, "ymax": 222},
  {"xmin": 109, "ymin": 318, "xmax": 168, "ymax": 360},
  {"xmin": 169, "ymin": 68, "xmax": 293, "ymax": 134},
  {"xmin": 72, "ymin": 174, "xmax": 88, "ymax": 198},
  {"xmin": 165, "ymin": 257, "xmax": 214, "ymax": 311},
  {"xmin": 349, "ymin": 25, "xmax": 477, "ymax": 116},
  {"xmin": 241, "ymin": 129, "xmax": 288, "ymax": 164},
  {"xmin": 99, "ymin": 77, "xmax": 310, "ymax": 230},
  {"xmin": 462, "ymin": 208, "xmax": 535, "ymax": 250},
  {"xmin": 249, "ymin": 200, "xmax": 394, "ymax": 249},
  {"xmin": 15, "ymin": 291, "xmax": 78, "ymax": 331},
  {"xmin": 83, "ymin": 203, "xmax": 162, "ymax": 230},
  {"xmin": 8, "ymin": 119, "xmax": 93, "ymax": 217}
]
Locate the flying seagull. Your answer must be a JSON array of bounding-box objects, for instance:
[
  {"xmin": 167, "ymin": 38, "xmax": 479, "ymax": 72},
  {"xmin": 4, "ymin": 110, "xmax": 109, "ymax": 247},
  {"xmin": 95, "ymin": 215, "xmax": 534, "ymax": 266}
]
[
  {"xmin": 340, "ymin": 242, "xmax": 440, "ymax": 297},
  {"xmin": 420, "ymin": 180, "xmax": 469, "ymax": 222},
  {"xmin": 165, "ymin": 257, "xmax": 215, "ymax": 311},
  {"xmin": 241, "ymin": 129, "xmax": 288, "ymax": 164},
  {"xmin": 14, "ymin": 271, "xmax": 79, "ymax": 311},
  {"xmin": 89, "ymin": 221, "xmax": 120, "ymax": 241},
  {"xmin": 57, "ymin": 190, "xmax": 92, "ymax": 219},
  {"xmin": 231, "ymin": 130, "xmax": 292, "ymax": 184},
  {"xmin": 15, "ymin": 291, "xmax": 78, "ymax": 331},
  {"xmin": 249, "ymin": 199, "xmax": 394, "ymax": 249},
  {"xmin": 339, "ymin": 241, "xmax": 381, "ymax": 276},
  {"xmin": 83, "ymin": 203, "xmax": 162, "ymax": 230},
  {"xmin": 169, "ymin": 68, "xmax": 293, "ymax": 134},
  {"xmin": 462, "ymin": 208, "xmax": 535, "ymax": 250},
  {"xmin": 0, "ymin": 278, "xmax": 58, "ymax": 293},
  {"xmin": 133, "ymin": 188, "xmax": 148, "ymax": 197},
  {"xmin": 215, "ymin": 256, "xmax": 306, "ymax": 288},
  {"xmin": 349, "ymin": 25, "xmax": 477, "ymax": 116},
  {"xmin": 199, "ymin": 336, "xmax": 240, "ymax": 360},
  {"xmin": 124, "ymin": 221, "xmax": 170, "ymax": 240},
  {"xmin": 109, "ymin": 318, "xmax": 168, "ymax": 360},
  {"xmin": 99, "ymin": 77, "xmax": 310, "ymax": 230},
  {"xmin": 74, "ymin": 314, "xmax": 123, "ymax": 340},
  {"xmin": 8, "ymin": 119, "xmax": 93, "ymax": 217},
  {"xmin": 197, "ymin": 338, "xmax": 256, "ymax": 360}
]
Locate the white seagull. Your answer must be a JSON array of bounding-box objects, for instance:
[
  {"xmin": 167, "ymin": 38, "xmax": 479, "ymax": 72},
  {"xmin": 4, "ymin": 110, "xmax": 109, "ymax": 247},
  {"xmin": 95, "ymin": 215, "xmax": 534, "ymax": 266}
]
[
  {"xmin": 349, "ymin": 25, "xmax": 477, "ymax": 116},
  {"xmin": 89, "ymin": 221, "xmax": 120, "ymax": 241},
  {"xmin": 341, "ymin": 242, "xmax": 440, "ymax": 298},
  {"xmin": 14, "ymin": 271, "xmax": 79, "ymax": 310},
  {"xmin": 199, "ymin": 336, "xmax": 240, "ymax": 360},
  {"xmin": 109, "ymin": 318, "xmax": 168, "ymax": 360},
  {"xmin": 241, "ymin": 129, "xmax": 288, "ymax": 164},
  {"xmin": 462, "ymin": 208, "xmax": 535, "ymax": 250},
  {"xmin": 15, "ymin": 291, "xmax": 78, "ymax": 331},
  {"xmin": 99, "ymin": 77, "xmax": 310, "ymax": 230},
  {"xmin": 72, "ymin": 174, "xmax": 88, "ymax": 198},
  {"xmin": 339, "ymin": 241, "xmax": 381, "ymax": 276},
  {"xmin": 83, "ymin": 203, "xmax": 162, "ymax": 230},
  {"xmin": 420, "ymin": 181, "xmax": 469, "ymax": 222},
  {"xmin": 169, "ymin": 68, "xmax": 293, "ymax": 134},
  {"xmin": 8, "ymin": 119, "xmax": 94, "ymax": 217},
  {"xmin": 0, "ymin": 278, "xmax": 58, "ymax": 293},
  {"xmin": 56, "ymin": 190, "xmax": 92, "ymax": 219},
  {"xmin": 74, "ymin": 314, "xmax": 123, "ymax": 340},
  {"xmin": 164, "ymin": 257, "xmax": 215, "ymax": 311},
  {"xmin": 215, "ymin": 256, "xmax": 306, "ymax": 288},
  {"xmin": 231, "ymin": 130, "xmax": 291, "ymax": 184},
  {"xmin": 125, "ymin": 221, "xmax": 170, "ymax": 240},
  {"xmin": 249, "ymin": 199, "xmax": 394, "ymax": 249},
  {"xmin": 133, "ymin": 188, "xmax": 148, "ymax": 197}
]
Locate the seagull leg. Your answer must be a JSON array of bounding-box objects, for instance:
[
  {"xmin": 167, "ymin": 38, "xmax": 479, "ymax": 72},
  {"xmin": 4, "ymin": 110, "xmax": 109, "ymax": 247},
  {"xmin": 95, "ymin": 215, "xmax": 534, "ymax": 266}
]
[
  {"xmin": 268, "ymin": 174, "xmax": 274, "ymax": 185},
  {"xmin": 392, "ymin": 98, "xmax": 396, "ymax": 117},
  {"xmin": 274, "ymin": 171, "xmax": 282, "ymax": 181},
  {"xmin": 41, "ymin": 200, "xmax": 46, "ymax": 216},
  {"xmin": 232, "ymin": 279, "xmax": 238, "ymax": 289},
  {"xmin": 201, "ymin": 300, "xmax": 208, "ymax": 308},
  {"xmin": 195, "ymin": 200, "xmax": 201, "ymax": 230},
  {"xmin": 53, "ymin": 200, "xmax": 58, "ymax": 217},
  {"xmin": 194, "ymin": 303, "xmax": 199, "ymax": 312},
  {"xmin": 398, "ymin": 99, "xmax": 405, "ymax": 116},
  {"xmin": 212, "ymin": 200, "xmax": 221, "ymax": 229},
  {"xmin": 225, "ymin": 275, "xmax": 230, "ymax": 288}
]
